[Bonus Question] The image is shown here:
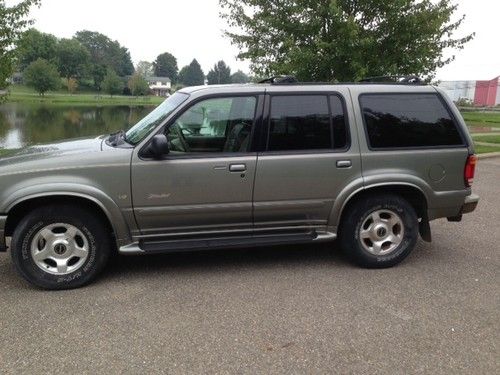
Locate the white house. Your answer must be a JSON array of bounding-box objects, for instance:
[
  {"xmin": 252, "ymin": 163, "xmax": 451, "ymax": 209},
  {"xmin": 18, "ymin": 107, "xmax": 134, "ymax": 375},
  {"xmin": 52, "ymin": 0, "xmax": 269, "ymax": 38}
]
[{"xmin": 146, "ymin": 76, "xmax": 171, "ymax": 97}]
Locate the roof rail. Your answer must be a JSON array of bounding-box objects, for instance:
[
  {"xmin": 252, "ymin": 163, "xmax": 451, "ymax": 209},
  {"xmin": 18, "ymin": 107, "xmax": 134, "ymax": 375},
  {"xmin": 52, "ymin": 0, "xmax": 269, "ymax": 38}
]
[
  {"xmin": 258, "ymin": 75, "xmax": 299, "ymax": 84},
  {"xmin": 359, "ymin": 75, "xmax": 424, "ymax": 84}
]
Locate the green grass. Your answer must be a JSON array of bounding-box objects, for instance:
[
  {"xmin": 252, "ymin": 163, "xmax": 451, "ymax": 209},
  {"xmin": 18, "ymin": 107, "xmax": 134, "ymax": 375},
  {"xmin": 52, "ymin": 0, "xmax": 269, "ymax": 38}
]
[
  {"xmin": 461, "ymin": 111, "xmax": 500, "ymax": 128},
  {"xmin": 474, "ymin": 144, "xmax": 500, "ymax": 154},
  {"xmin": 6, "ymin": 85, "xmax": 164, "ymax": 107},
  {"xmin": 472, "ymin": 135, "xmax": 500, "ymax": 144}
]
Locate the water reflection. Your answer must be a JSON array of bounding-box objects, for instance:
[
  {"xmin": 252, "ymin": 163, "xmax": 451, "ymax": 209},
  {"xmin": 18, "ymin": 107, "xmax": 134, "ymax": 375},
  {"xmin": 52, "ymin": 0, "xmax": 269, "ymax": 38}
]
[{"xmin": 0, "ymin": 102, "xmax": 154, "ymax": 149}]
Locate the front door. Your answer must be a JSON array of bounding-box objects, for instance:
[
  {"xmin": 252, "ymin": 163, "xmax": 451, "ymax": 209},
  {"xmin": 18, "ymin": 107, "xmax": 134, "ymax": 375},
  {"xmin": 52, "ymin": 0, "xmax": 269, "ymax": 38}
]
[{"xmin": 131, "ymin": 95, "xmax": 260, "ymax": 238}]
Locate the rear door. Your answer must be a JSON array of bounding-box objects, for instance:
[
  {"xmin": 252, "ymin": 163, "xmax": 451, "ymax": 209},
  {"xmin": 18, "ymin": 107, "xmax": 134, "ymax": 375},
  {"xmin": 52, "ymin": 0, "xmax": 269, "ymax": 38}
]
[{"xmin": 252, "ymin": 88, "xmax": 361, "ymax": 233}]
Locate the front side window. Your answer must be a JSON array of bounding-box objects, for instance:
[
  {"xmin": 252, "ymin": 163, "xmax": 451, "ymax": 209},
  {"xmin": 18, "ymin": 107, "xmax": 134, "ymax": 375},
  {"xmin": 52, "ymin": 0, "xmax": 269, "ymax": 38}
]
[
  {"xmin": 268, "ymin": 95, "xmax": 331, "ymax": 151},
  {"xmin": 360, "ymin": 94, "xmax": 464, "ymax": 149},
  {"xmin": 165, "ymin": 96, "xmax": 256, "ymax": 154}
]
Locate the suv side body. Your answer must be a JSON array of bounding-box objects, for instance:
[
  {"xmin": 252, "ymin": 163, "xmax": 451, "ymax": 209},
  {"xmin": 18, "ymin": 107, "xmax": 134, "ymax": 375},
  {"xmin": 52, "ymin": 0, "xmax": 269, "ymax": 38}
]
[{"xmin": 0, "ymin": 82, "xmax": 479, "ymax": 289}]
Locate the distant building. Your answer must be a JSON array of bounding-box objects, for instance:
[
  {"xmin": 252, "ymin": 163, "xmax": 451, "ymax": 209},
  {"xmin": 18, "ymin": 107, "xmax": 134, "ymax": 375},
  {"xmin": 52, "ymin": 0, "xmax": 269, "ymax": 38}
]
[
  {"xmin": 438, "ymin": 76, "xmax": 500, "ymax": 106},
  {"xmin": 146, "ymin": 76, "xmax": 171, "ymax": 97}
]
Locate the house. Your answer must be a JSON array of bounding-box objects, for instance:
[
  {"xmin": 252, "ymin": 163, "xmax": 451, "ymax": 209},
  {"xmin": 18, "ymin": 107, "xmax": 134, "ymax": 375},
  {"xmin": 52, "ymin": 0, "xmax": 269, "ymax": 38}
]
[
  {"xmin": 146, "ymin": 76, "xmax": 171, "ymax": 97},
  {"xmin": 438, "ymin": 76, "xmax": 500, "ymax": 106}
]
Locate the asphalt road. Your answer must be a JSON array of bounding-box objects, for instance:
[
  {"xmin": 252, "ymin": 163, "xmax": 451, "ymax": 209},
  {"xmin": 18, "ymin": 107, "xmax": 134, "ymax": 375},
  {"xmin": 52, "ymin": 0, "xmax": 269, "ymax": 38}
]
[{"xmin": 1, "ymin": 159, "xmax": 499, "ymax": 374}]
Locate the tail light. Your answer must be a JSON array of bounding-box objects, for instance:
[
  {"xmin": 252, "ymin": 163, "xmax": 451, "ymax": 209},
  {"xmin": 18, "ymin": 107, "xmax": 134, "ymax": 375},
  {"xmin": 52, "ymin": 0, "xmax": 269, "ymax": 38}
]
[{"xmin": 464, "ymin": 154, "xmax": 477, "ymax": 187}]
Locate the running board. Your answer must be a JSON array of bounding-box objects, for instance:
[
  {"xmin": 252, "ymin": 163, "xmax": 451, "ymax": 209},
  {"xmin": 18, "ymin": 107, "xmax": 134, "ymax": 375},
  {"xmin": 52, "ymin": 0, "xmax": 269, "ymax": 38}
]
[{"xmin": 119, "ymin": 231, "xmax": 336, "ymax": 255}]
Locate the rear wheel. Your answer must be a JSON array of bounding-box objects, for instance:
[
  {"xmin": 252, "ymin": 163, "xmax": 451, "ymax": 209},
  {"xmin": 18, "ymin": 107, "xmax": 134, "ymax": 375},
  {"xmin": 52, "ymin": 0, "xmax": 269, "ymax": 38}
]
[
  {"xmin": 10, "ymin": 205, "xmax": 111, "ymax": 289},
  {"xmin": 339, "ymin": 194, "xmax": 419, "ymax": 268}
]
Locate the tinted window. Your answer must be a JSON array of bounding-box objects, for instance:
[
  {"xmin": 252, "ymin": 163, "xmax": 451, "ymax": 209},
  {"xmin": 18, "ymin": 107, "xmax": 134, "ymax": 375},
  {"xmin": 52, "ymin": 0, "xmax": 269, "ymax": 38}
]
[
  {"xmin": 360, "ymin": 94, "xmax": 463, "ymax": 148},
  {"xmin": 268, "ymin": 95, "xmax": 331, "ymax": 151},
  {"xmin": 331, "ymin": 96, "xmax": 348, "ymax": 149}
]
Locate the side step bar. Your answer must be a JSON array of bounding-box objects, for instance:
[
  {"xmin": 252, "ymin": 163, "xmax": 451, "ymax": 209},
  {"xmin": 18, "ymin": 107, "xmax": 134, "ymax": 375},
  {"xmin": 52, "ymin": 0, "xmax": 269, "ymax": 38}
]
[{"xmin": 119, "ymin": 231, "xmax": 336, "ymax": 255}]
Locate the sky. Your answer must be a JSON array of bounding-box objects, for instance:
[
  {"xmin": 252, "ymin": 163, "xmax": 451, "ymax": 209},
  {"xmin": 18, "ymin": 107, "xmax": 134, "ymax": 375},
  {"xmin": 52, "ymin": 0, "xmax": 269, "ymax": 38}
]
[{"xmin": 7, "ymin": 0, "xmax": 499, "ymax": 81}]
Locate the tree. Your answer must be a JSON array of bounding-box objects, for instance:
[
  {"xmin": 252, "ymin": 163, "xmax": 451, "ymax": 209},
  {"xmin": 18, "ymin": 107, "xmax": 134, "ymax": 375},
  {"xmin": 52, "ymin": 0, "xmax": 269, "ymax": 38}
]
[
  {"xmin": 56, "ymin": 38, "xmax": 90, "ymax": 81},
  {"xmin": 178, "ymin": 59, "xmax": 205, "ymax": 86},
  {"xmin": 0, "ymin": 0, "xmax": 41, "ymax": 91},
  {"xmin": 207, "ymin": 60, "xmax": 232, "ymax": 85},
  {"xmin": 66, "ymin": 77, "xmax": 78, "ymax": 94},
  {"xmin": 230, "ymin": 70, "xmax": 249, "ymax": 84},
  {"xmin": 136, "ymin": 61, "xmax": 153, "ymax": 78},
  {"xmin": 102, "ymin": 69, "xmax": 124, "ymax": 96},
  {"xmin": 220, "ymin": 0, "xmax": 474, "ymax": 82},
  {"xmin": 153, "ymin": 52, "xmax": 178, "ymax": 82},
  {"xmin": 128, "ymin": 73, "xmax": 150, "ymax": 96},
  {"xmin": 91, "ymin": 63, "xmax": 107, "ymax": 91},
  {"xmin": 24, "ymin": 58, "xmax": 61, "ymax": 95},
  {"xmin": 16, "ymin": 28, "xmax": 58, "ymax": 71},
  {"xmin": 74, "ymin": 30, "xmax": 134, "ymax": 88}
]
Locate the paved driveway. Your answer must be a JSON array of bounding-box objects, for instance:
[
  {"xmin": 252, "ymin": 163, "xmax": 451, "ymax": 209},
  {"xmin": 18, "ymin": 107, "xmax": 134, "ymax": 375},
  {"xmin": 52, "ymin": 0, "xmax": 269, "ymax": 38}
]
[{"xmin": 0, "ymin": 158, "xmax": 498, "ymax": 374}]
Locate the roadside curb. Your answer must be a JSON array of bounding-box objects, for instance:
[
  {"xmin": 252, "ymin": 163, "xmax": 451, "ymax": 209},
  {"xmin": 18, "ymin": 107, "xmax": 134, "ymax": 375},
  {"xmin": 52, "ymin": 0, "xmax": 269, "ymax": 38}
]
[{"xmin": 478, "ymin": 152, "xmax": 500, "ymax": 159}]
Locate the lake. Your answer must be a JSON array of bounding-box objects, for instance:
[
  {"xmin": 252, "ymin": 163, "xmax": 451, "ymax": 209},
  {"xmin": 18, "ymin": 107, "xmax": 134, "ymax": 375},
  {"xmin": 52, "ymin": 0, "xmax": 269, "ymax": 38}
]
[{"xmin": 0, "ymin": 102, "xmax": 155, "ymax": 149}]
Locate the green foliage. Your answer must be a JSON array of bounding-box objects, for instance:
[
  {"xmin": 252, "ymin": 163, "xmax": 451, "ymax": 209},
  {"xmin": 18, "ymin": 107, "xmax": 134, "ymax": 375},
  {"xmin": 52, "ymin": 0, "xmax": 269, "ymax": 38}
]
[
  {"xmin": 136, "ymin": 61, "xmax": 153, "ymax": 78},
  {"xmin": 178, "ymin": 59, "xmax": 205, "ymax": 86},
  {"xmin": 128, "ymin": 73, "xmax": 150, "ymax": 96},
  {"xmin": 17, "ymin": 28, "xmax": 58, "ymax": 71},
  {"xmin": 56, "ymin": 38, "xmax": 90, "ymax": 80},
  {"xmin": 91, "ymin": 63, "xmax": 107, "ymax": 91},
  {"xmin": 207, "ymin": 60, "xmax": 232, "ymax": 85},
  {"xmin": 220, "ymin": 0, "xmax": 474, "ymax": 82},
  {"xmin": 102, "ymin": 69, "xmax": 124, "ymax": 96},
  {"xmin": 24, "ymin": 58, "xmax": 61, "ymax": 95},
  {"xmin": 153, "ymin": 52, "xmax": 178, "ymax": 82},
  {"xmin": 75, "ymin": 30, "xmax": 134, "ymax": 88},
  {"xmin": 230, "ymin": 70, "xmax": 250, "ymax": 83},
  {"xmin": 0, "ymin": 0, "xmax": 41, "ymax": 90}
]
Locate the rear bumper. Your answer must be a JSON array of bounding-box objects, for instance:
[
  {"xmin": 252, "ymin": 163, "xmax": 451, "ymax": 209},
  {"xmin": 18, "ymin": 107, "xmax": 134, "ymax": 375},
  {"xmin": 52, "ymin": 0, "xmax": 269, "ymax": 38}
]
[
  {"xmin": 0, "ymin": 215, "xmax": 6, "ymax": 252},
  {"xmin": 447, "ymin": 193, "xmax": 479, "ymax": 222},
  {"xmin": 462, "ymin": 193, "xmax": 480, "ymax": 214}
]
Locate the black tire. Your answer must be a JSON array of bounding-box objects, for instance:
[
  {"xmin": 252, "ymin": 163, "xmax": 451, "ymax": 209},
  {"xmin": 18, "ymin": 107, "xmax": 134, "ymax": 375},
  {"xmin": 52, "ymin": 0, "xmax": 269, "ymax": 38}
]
[
  {"xmin": 339, "ymin": 194, "xmax": 419, "ymax": 268},
  {"xmin": 10, "ymin": 204, "xmax": 111, "ymax": 290}
]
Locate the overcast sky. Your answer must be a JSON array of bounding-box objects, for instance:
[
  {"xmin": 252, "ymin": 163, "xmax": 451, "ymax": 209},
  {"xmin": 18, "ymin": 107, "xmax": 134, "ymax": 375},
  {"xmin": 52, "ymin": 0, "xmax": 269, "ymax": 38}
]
[{"xmin": 9, "ymin": 0, "xmax": 498, "ymax": 80}]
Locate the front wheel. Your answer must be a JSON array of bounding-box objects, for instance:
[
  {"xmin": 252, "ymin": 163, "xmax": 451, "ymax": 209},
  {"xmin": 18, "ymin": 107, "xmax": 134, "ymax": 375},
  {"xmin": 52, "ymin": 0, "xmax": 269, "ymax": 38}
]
[
  {"xmin": 10, "ymin": 205, "xmax": 111, "ymax": 289},
  {"xmin": 339, "ymin": 194, "xmax": 419, "ymax": 268}
]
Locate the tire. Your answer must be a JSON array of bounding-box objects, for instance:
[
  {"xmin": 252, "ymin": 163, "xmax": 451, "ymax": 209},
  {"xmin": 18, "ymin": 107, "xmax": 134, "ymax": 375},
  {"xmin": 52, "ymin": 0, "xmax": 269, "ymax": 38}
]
[
  {"xmin": 10, "ymin": 204, "xmax": 111, "ymax": 290},
  {"xmin": 339, "ymin": 194, "xmax": 419, "ymax": 268}
]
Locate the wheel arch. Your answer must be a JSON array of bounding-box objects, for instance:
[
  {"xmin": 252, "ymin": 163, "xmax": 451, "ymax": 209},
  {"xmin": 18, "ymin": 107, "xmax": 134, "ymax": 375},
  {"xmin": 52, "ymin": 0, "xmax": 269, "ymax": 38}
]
[
  {"xmin": 4, "ymin": 193, "xmax": 131, "ymax": 248},
  {"xmin": 331, "ymin": 183, "xmax": 431, "ymax": 241}
]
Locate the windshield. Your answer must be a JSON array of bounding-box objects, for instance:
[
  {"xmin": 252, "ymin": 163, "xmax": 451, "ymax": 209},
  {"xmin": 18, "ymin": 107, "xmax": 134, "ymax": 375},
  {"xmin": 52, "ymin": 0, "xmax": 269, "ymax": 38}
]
[{"xmin": 125, "ymin": 92, "xmax": 189, "ymax": 145}]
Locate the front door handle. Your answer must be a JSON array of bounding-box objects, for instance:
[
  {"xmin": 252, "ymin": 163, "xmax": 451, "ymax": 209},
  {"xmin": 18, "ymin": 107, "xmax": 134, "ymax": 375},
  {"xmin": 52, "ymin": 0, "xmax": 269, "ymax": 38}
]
[
  {"xmin": 336, "ymin": 160, "xmax": 352, "ymax": 168},
  {"xmin": 229, "ymin": 164, "xmax": 246, "ymax": 172}
]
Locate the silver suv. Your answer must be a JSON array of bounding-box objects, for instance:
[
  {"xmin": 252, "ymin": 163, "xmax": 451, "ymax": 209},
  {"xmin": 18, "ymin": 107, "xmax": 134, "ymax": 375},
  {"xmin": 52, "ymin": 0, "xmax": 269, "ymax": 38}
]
[{"xmin": 0, "ymin": 78, "xmax": 479, "ymax": 289}]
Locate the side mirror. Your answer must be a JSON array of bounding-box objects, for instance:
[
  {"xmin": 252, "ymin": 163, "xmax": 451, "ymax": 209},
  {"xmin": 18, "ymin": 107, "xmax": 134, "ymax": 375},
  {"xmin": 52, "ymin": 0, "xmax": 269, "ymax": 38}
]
[{"xmin": 148, "ymin": 134, "xmax": 169, "ymax": 159}]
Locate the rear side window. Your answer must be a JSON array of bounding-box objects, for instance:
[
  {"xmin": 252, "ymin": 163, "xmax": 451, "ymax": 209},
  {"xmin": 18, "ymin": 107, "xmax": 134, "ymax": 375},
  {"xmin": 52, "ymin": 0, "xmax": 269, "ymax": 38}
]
[
  {"xmin": 360, "ymin": 94, "xmax": 463, "ymax": 149},
  {"xmin": 267, "ymin": 95, "xmax": 349, "ymax": 151}
]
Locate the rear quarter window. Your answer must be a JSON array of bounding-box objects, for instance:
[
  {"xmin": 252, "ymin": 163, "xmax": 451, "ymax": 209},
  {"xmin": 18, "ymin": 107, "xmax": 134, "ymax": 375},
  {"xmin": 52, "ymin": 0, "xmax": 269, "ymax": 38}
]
[{"xmin": 359, "ymin": 93, "xmax": 464, "ymax": 149}]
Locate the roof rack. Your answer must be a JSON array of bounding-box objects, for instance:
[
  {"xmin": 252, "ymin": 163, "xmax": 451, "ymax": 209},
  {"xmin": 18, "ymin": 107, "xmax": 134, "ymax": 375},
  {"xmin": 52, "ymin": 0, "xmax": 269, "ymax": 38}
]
[
  {"xmin": 258, "ymin": 75, "xmax": 299, "ymax": 84},
  {"xmin": 358, "ymin": 75, "xmax": 424, "ymax": 84},
  {"xmin": 256, "ymin": 74, "xmax": 426, "ymax": 86}
]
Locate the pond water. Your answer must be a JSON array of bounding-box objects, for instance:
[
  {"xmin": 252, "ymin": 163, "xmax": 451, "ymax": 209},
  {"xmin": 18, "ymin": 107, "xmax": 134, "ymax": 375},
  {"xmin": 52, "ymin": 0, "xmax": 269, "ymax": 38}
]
[{"xmin": 0, "ymin": 102, "xmax": 155, "ymax": 149}]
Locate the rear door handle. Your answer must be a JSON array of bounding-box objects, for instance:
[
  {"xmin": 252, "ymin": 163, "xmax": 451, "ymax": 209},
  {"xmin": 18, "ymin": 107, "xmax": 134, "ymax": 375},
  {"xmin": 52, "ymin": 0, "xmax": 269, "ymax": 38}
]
[
  {"xmin": 229, "ymin": 164, "xmax": 246, "ymax": 172},
  {"xmin": 336, "ymin": 160, "xmax": 352, "ymax": 168}
]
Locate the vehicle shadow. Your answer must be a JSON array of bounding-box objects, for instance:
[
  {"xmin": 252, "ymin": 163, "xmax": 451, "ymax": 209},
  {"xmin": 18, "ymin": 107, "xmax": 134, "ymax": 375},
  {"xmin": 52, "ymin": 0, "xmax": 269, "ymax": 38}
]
[{"xmin": 102, "ymin": 241, "xmax": 350, "ymax": 280}]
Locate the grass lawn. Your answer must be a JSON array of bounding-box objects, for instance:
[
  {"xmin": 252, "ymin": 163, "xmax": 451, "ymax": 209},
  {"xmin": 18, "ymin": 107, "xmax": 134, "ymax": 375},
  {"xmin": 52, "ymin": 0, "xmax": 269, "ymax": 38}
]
[
  {"xmin": 474, "ymin": 144, "xmax": 500, "ymax": 154},
  {"xmin": 472, "ymin": 135, "xmax": 500, "ymax": 144},
  {"xmin": 461, "ymin": 111, "xmax": 500, "ymax": 128},
  {"xmin": 6, "ymin": 85, "xmax": 164, "ymax": 107}
]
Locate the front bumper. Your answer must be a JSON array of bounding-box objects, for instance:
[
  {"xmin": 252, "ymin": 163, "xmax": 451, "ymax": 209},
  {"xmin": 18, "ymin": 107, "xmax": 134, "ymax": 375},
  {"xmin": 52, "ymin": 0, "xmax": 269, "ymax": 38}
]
[{"xmin": 0, "ymin": 215, "xmax": 6, "ymax": 252}]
